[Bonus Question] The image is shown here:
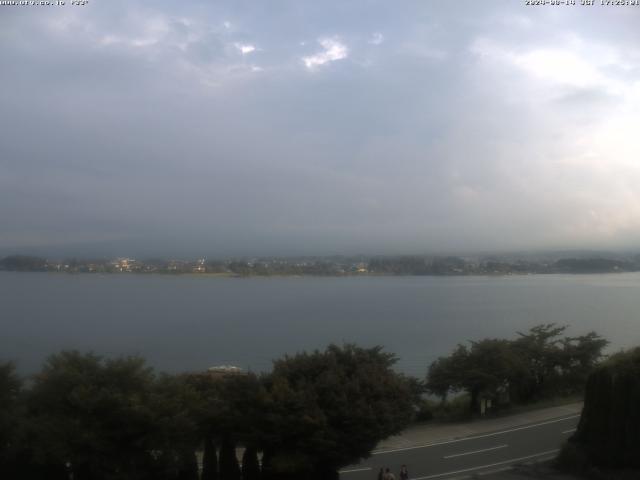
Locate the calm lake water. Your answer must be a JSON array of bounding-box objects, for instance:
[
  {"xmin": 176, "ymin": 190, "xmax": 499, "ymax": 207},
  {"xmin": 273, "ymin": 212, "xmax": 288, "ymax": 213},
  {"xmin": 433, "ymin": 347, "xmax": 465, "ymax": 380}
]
[{"xmin": 2, "ymin": 272, "xmax": 640, "ymax": 377}]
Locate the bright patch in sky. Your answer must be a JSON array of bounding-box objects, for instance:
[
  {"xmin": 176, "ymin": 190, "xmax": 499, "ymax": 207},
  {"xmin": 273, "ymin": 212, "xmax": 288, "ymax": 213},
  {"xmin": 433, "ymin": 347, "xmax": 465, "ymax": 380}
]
[
  {"xmin": 235, "ymin": 43, "xmax": 256, "ymax": 55},
  {"xmin": 514, "ymin": 49, "xmax": 603, "ymax": 88},
  {"xmin": 302, "ymin": 37, "xmax": 348, "ymax": 69}
]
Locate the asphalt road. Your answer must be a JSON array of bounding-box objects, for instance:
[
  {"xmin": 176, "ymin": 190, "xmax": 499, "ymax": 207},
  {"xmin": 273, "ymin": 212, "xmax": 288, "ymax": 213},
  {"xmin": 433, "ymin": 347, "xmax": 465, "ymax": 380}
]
[{"xmin": 339, "ymin": 414, "xmax": 579, "ymax": 480}]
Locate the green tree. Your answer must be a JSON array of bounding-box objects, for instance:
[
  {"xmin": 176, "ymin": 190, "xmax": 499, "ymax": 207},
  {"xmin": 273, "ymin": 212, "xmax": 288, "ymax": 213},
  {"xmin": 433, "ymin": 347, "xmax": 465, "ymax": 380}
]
[
  {"xmin": 185, "ymin": 371, "xmax": 265, "ymax": 479},
  {"xmin": 558, "ymin": 332, "xmax": 608, "ymax": 393},
  {"xmin": 176, "ymin": 450, "xmax": 198, "ymax": 480},
  {"xmin": 427, "ymin": 340, "xmax": 524, "ymax": 413},
  {"xmin": 23, "ymin": 351, "xmax": 177, "ymax": 480},
  {"xmin": 426, "ymin": 325, "xmax": 609, "ymax": 414},
  {"xmin": 566, "ymin": 347, "xmax": 640, "ymax": 469},
  {"xmin": 150, "ymin": 374, "xmax": 202, "ymax": 480},
  {"xmin": 201, "ymin": 435, "xmax": 218, "ymax": 480},
  {"xmin": 512, "ymin": 324, "xmax": 568, "ymax": 401},
  {"xmin": 219, "ymin": 436, "xmax": 241, "ymax": 480},
  {"xmin": 426, "ymin": 345, "xmax": 467, "ymax": 403},
  {"xmin": 464, "ymin": 339, "xmax": 524, "ymax": 413},
  {"xmin": 262, "ymin": 344, "xmax": 414, "ymax": 479},
  {"xmin": 0, "ymin": 362, "xmax": 23, "ymax": 478},
  {"xmin": 241, "ymin": 446, "xmax": 260, "ymax": 480}
]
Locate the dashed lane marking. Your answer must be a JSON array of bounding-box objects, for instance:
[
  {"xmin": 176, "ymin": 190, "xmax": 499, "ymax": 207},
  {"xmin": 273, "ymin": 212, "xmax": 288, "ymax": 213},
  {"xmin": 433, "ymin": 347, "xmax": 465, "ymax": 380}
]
[
  {"xmin": 339, "ymin": 467, "xmax": 372, "ymax": 474},
  {"xmin": 443, "ymin": 444, "xmax": 508, "ymax": 459}
]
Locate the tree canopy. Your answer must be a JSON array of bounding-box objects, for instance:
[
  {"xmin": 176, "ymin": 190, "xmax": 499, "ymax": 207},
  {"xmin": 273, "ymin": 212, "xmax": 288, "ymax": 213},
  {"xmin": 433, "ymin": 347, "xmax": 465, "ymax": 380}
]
[
  {"xmin": 0, "ymin": 344, "xmax": 416, "ymax": 480},
  {"xmin": 426, "ymin": 324, "xmax": 608, "ymax": 413},
  {"xmin": 568, "ymin": 347, "xmax": 640, "ymax": 469},
  {"xmin": 262, "ymin": 344, "xmax": 415, "ymax": 478}
]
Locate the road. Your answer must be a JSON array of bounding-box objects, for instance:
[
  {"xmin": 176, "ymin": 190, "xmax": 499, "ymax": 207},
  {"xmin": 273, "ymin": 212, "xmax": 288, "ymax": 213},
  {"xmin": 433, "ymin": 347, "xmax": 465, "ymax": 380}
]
[{"xmin": 339, "ymin": 414, "xmax": 579, "ymax": 480}]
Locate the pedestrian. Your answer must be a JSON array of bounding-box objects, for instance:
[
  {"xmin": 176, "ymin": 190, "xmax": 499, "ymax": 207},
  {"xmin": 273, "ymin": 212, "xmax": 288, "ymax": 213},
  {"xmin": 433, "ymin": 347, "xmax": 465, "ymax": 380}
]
[
  {"xmin": 383, "ymin": 467, "xmax": 396, "ymax": 480},
  {"xmin": 399, "ymin": 464, "xmax": 409, "ymax": 480},
  {"xmin": 377, "ymin": 467, "xmax": 384, "ymax": 480}
]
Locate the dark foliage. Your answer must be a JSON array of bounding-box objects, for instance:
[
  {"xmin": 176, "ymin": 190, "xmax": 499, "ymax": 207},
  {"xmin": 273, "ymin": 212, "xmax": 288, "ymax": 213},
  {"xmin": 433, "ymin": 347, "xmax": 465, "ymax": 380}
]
[
  {"xmin": 569, "ymin": 347, "xmax": 640, "ymax": 469},
  {"xmin": 201, "ymin": 435, "xmax": 219, "ymax": 480},
  {"xmin": 262, "ymin": 344, "xmax": 415, "ymax": 478},
  {"xmin": 241, "ymin": 446, "xmax": 261, "ymax": 480},
  {"xmin": 426, "ymin": 324, "xmax": 608, "ymax": 413},
  {"xmin": 0, "ymin": 255, "xmax": 47, "ymax": 271},
  {"xmin": 219, "ymin": 436, "xmax": 241, "ymax": 480}
]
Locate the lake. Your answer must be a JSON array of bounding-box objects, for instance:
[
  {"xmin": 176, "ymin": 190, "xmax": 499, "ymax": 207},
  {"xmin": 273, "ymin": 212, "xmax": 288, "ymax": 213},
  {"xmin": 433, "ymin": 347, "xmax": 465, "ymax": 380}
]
[{"xmin": 2, "ymin": 272, "xmax": 640, "ymax": 377}]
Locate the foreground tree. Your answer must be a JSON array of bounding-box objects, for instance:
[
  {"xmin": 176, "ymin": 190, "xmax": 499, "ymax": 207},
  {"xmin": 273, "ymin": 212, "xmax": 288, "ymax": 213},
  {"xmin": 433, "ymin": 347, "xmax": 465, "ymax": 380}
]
[
  {"xmin": 241, "ymin": 446, "xmax": 261, "ymax": 480},
  {"xmin": 427, "ymin": 325, "xmax": 608, "ymax": 413},
  {"xmin": 563, "ymin": 347, "xmax": 640, "ymax": 470},
  {"xmin": 201, "ymin": 435, "xmax": 219, "ymax": 480},
  {"xmin": 20, "ymin": 351, "xmax": 202, "ymax": 480},
  {"xmin": 219, "ymin": 436, "xmax": 241, "ymax": 480},
  {"xmin": 262, "ymin": 344, "xmax": 415, "ymax": 479},
  {"xmin": 511, "ymin": 324, "xmax": 569, "ymax": 401},
  {"xmin": 463, "ymin": 339, "xmax": 524, "ymax": 413},
  {"xmin": 427, "ymin": 340, "xmax": 524, "ymax": 413},
  {"xmin": 27, "ymin": 352, "xmax": 161, "ymax": 479},
  {"xmin": 185, "ymin": 371, "xmax": 265, "ymax": 480},
  {"xmin": 150, "ymin": 374, "xmax": 202, "ymax": 479},
  {"xmin": 0, "ymin": 362, "xmax": 22, "ymax": 478},
  {"xmin": 558, "ymin": 332, "xmax": 609, "ymax": 394}
]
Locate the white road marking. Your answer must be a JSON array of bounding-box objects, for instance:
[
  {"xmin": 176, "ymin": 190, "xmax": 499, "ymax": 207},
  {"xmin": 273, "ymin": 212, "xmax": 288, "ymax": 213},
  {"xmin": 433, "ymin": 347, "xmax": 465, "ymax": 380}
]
[
  {"xmin": 340, "ymin": 467, "xmax": 372, "ymax": 474},
  {"xmin": 411, "ymin": 449, "xmax": 560, "ymax": 479},
  {"xmin": 562, "ymin": 428, "xmax": 576, "ymax": 434},
  {"xmin": 443, "ymin": 444, "xmax": 508, "ymax": 459},
  {"xmin": 372, "ymin": 415, "xmax": 579, "ymax": 455}
]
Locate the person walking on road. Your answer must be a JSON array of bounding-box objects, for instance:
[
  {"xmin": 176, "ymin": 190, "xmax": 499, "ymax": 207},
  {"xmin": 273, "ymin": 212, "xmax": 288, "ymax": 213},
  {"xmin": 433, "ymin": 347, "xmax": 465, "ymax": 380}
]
[
  {"xmin": 377, "ymin": 468, "xmax": 384, "ymax": 480},
  {"xmin": 383, "ymin": 467, "xmax": 396, "ymax": 480},
  {"xmin": 399, "ymin": 465, "xmax": 409, "ymax": 480}
]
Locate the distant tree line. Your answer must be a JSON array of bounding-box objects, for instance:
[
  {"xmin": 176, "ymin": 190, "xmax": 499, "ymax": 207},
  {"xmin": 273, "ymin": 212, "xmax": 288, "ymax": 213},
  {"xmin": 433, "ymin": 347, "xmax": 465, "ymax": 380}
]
[
  {"xmin": 3, "ymin": 254, "xmax": 640, "ymax": 276},
  {"xmin": 0, "ymin": 255, "xmax": 48, "ymax": 272},
  {"xmin": 425, "ymin": 324, "xmax": 608, "ymax": 414},
  {"xmin": 0, "ymin": 345, "xmax": 416, "ymax": 480},
  {"xmin": 368, "ymin": 256, "xmax": 640, "ymax": 275}
]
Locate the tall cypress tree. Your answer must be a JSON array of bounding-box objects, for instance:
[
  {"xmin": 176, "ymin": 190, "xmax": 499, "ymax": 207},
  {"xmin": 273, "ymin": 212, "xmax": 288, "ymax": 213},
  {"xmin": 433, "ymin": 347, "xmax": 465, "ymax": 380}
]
[
  {"xmin": 177, "ymin": 450, "xmax": 199, "ymax": 480},
  {"xmin": 202, "ymin": 435, "xmax": 219, "ymax": 480},
  {"xmin": 219, "ymin": 436, "xmax": 241, "ymax": 480},
  {"xmin": 241, "ymin": 446, "xmax": 261, "ymax": 480},
  {"xmin": 260, "ymin": 449, "xmax": 274, "ymax": 480}
]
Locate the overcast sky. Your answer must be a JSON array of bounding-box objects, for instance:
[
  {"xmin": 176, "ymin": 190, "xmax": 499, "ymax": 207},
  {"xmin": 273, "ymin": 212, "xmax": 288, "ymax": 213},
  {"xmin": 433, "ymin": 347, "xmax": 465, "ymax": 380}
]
[{"xmin": 1, "ymin": 0, "xmax": 640, "ymax": 257}]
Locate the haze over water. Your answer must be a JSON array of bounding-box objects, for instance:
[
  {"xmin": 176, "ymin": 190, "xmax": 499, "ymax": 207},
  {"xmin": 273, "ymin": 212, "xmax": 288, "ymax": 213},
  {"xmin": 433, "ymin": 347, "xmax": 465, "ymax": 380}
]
[{"xmin": 3, "ymin": 272, "xmax": 639, "ymax": 377}]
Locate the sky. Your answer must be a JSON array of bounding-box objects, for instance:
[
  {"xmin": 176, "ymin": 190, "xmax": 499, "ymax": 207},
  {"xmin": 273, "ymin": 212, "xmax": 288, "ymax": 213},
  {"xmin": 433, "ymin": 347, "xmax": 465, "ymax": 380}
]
[{"xmin": 1, "ymin": 0, "xmax": 640, "ymax": 257}]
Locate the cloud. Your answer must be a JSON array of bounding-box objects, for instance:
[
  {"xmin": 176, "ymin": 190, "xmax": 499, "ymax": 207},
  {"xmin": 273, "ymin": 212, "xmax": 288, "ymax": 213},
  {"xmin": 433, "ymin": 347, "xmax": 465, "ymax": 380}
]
[
  {"xmin": 302, "ymin": 37, "xmax": 348, "ymax": 70},
  {"xmin": 369, "ymin": 32, "xmax": 384, "ymax": 45},
  {"xmin": 514, "ymin": 49, "xmax": 604, "ymax": 88},
  {"xmin": 94, "ymin": 15, "xmax": 173, "ymax": 49},
  {"xmin": 459, "ymin": 29, "xmax": 640, "ymax": 248},
  {"xmin": 3, "ymin": 1, "xmax": 640, "ymax": 255},
  {"xmin": 234, "ymin": 43, "xmax": 256, "ymax": 55}
]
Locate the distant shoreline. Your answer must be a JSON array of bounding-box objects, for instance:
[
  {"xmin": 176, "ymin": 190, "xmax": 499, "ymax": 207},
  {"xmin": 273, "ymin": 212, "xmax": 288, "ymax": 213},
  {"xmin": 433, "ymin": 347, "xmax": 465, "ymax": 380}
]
[
  {"xmin": 1, "ymin": 270, "xmax": 639, "ymax": 278},
  {"xmin": 3, "ymin": 254, "xmax": 640, "ymax": 277}
]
